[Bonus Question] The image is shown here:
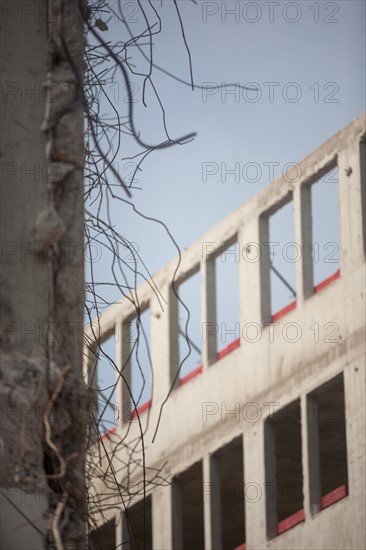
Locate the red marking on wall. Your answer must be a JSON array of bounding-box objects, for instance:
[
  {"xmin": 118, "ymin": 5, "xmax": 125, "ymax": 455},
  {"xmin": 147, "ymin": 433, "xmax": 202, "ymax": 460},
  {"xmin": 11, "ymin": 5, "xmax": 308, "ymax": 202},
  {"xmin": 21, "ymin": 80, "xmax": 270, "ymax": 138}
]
[
  {"xmin": 314, "ymin": 269, "xmax": 341, "ymax": 294},
  {"xmin": 321, "ymin": 484, "xmax": 347, "ymax": 510},
  {"xmin": 271, "ymin": 299, "xmax": 297, "ymax": 322},
  {"xmin": 217, "ymin": 338, "xmax": 241, "ymax": 361},
  {"xmin": 100, "ymin": 426, "xmax": 117, "ymax": 440},
  {"xmin": 277, "ymin": 508, "xmax": 305, "ymax": 535},
  {"xmin": 179, "ymin": 364, "xmax": 203, "ymax": 386},
  {"xmin": 132, "ymin": 399, "xmax": 152, "ymax": 418},
  {"xmin": 233, "ymin": 544, "xmax": 246, "ymax": 550}
]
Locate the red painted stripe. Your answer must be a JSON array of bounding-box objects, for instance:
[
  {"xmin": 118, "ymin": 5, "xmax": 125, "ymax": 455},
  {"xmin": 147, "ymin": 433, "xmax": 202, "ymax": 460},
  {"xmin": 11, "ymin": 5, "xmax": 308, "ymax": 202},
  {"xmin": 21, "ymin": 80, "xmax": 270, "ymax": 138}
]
[
  {"xmin": 217, "ymin": 338, "xmax": 241, "ymax": 360},
  {"xmin": 233, "ymin": 544, "xmax": 246, "ymax": 550},
  {"xmin": 132, "ymin": 399, "xmax": 152, "ymax": 418},
  {"xmin": 321, "ymin": 484, "xmax": 347, "ymax": 510},
  {"xmin": 179, "ymin": 364, "xmax": 203, "ymax": 385},
  {"xmin": 100, "ymin": 426, "xmax": 117, "ymax": 440},
  {"xmin": 277, "ymin": 508, "xmax": 305, "ymax": 535},
  {"xmin": 271, "ymin": 299, "xmax": 297, "ymax": 322},
  {"xmin": 314, "ymin": 269, "xmax": 341, "ymax": 294}
]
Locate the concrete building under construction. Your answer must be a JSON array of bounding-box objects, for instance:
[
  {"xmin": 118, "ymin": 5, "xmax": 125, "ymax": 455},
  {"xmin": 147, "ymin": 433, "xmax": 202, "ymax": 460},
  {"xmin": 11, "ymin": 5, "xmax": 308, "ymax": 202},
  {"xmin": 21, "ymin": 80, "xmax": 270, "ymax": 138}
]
[{"xmin": 86, "ymin": 114, "xmax": 366, "ymax": 550}]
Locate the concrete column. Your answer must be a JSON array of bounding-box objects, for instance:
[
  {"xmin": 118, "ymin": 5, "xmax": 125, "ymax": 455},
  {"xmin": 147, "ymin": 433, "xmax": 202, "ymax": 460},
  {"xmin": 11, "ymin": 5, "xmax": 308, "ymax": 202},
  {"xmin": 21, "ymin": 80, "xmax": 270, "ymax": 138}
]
[
  {"xmin": 1, "ymin": 0, "xmax": 87, "ymax": 546},
  {"xmin": 344, "ymin": 363, "xmax": 366, "ymax": 550},
  {"xmin": 169, "ymin": 284, "xmax": 180, "ymax": 387},
  {"xmin": 201, "ymin": 258, "xmax": 217, "ymax": 368},
  {"xmin": 85, "ymin": 339, "xmax": 101, "ymax": 443},
  {"xmin": 294, "ymin": 184, "xmax": 314, "ymax": 302},
  {"xmin": 306, "ymin": 394, "xmax": 321, "ymax": 514},
  {"xmin": 152, "ymin": 483, "xmax": 174, "ymax": 549},
  {"xmin": 85, "ymin": 340, "xmax": 98, "ymax": 389},
  {"xmin": 116, "ymin": 320, "xmax": 132, "ymax": 424},
  {"xmin": 211, "ymin": 454, "xmax": 223, "ymax": 549},
  {"xmin": 0, "ymin": 8, "xmax": 50, "ymax": 548},
  {"xmin": 264, "ymin": 421, "xmax": 277, "ymax": 540},
  {"xmin": 338, "ymin": 141, "xmax": 365, "ymax": 273},
  {"xmin": 121, "ymin": 511, "xmax": 132, "ymax": 550},
  {"xmin": 300, "ymin": 394, "xmax": 313, "ymax": 521},
  {"xmin": 151, "ymin": 285, "xmax": 179, "ymax": 400},
  {"xmin": 238, "ymin": 220, "xmax": 262, "ymax": 328},
  {"xmin": 259, "ymin": 215, "xmax": 272, "ymax": 325},
  {"xmin": 203, "ymin": 454, "xmax": 222, "ymax": 550},
  {"xmin": 360, "ymin": 139, "xmax": 366, "ymax": 258},
  {"xmin": 115, "ymin": 510, "xmax": 126, "ymax": 549},
  {"xmin": 243, "ymin": 427, "xmax": 266, "ymax": 549}
]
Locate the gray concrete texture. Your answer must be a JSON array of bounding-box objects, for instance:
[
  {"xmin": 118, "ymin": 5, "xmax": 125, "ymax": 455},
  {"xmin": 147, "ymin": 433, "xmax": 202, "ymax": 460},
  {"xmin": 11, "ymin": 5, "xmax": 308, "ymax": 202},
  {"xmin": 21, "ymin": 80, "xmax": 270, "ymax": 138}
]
[{"xmin": 1, "ymin": 1, "xmax": 88, "ymax": 548}]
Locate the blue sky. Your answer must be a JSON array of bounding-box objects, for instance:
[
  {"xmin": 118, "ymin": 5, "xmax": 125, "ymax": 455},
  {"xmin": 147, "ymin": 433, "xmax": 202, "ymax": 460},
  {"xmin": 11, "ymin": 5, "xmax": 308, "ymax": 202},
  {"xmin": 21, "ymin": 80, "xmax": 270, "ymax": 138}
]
[{"xmin": 87, "ymin": 0, "xmax": 365, "ymax": 296}]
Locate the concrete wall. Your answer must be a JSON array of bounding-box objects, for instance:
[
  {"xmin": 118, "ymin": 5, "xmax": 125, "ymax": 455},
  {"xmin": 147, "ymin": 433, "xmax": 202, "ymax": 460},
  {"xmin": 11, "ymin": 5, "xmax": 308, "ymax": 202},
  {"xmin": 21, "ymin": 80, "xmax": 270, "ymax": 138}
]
[
  {"xmin": 86, "ymin": 114, "xmax": 366, "ymax": 549},
  {"xmin": 1, "ymin": 1, "xmax": 87, "ymax": 547}
]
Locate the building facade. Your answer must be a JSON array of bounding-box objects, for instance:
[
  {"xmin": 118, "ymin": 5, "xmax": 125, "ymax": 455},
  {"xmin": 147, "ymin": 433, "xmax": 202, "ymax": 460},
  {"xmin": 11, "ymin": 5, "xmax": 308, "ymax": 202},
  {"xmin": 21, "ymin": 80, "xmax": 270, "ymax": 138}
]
[{"xmin": 86, "ymin": 114, "xmax": 366, "ymax": 550}]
